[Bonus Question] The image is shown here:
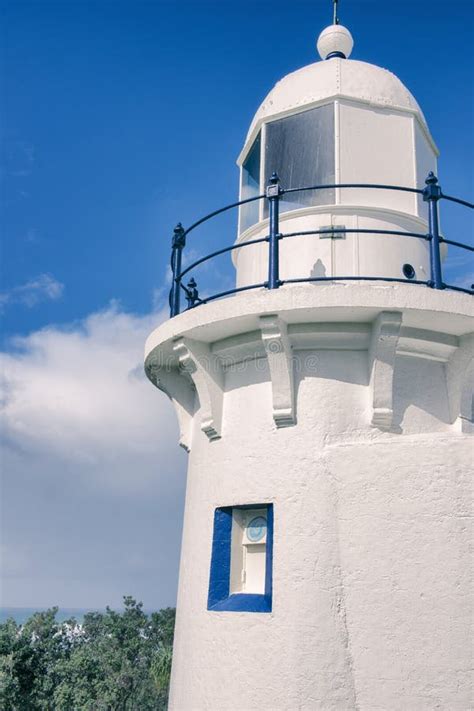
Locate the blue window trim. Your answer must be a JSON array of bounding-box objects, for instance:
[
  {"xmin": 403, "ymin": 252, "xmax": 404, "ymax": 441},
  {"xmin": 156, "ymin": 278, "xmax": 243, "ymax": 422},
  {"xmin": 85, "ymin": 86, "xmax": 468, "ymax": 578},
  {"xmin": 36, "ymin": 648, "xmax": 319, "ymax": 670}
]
[{"xmin": 207, "ymin": 504, "xmax": 273, "ymax": 613}]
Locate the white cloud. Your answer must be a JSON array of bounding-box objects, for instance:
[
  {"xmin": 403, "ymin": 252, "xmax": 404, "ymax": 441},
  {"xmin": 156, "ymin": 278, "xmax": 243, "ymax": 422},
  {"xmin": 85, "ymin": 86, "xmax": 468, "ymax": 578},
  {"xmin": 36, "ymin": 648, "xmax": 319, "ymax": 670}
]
[
  {"xmin": 0, "ymin": 273, "xmax": 64, "ymax": 310},
  {"xmin": 0, "ymin": 302, "xmax": 187, "ymax": 608},
  {"xmin": 1, "ymin": 301, "xmax": 185, "ymax": 491}
]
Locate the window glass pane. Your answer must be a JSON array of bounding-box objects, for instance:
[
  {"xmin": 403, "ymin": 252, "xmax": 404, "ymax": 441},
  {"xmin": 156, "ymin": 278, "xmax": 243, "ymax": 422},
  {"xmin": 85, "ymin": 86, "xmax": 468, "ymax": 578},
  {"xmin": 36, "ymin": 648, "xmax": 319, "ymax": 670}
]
[
  {"xmin": 240, "ymin": 132, "xmax": 261, "ymax": 233},
  {"xmin": 264, "ymin": 104, "xmax": 335, "ymax": 215}
]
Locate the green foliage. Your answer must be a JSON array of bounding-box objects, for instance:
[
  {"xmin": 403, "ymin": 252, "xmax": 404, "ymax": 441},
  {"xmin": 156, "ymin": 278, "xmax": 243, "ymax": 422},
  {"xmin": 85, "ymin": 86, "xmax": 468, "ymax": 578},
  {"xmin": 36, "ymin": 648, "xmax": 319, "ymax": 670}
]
[{"xmin": 0, "ymin": 598, "xmax": 175, "ymax": 711}]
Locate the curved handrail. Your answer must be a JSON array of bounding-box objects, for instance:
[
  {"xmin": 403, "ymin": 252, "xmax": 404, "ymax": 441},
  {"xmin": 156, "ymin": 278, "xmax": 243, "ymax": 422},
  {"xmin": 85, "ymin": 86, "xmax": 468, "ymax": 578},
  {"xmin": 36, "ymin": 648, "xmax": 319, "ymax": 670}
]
[
  {"xmin": 184, "ymin": 194, "xmax": 265, "ymax": 237},
  {"xmin": 178, "ymin": 235, "xmax": 268, "ymax": 281},
  {"xmin": 440, "ymin": 193, "xmax": 474, "ymax": 209},
  {"xmin": 168, "ymin": 175, "xmax": 473, "ymax": 316},
  {"xmin": 181, "ymin": 182, "xmax": 429, "ymax": 238},
  {"xmin": 179, "ymin": 277, "xmax": 473, "ymax": 307},
  {"xmin": 441, "ymin": 238, "xmax": 474, "ymax": 252},
  {"xmin": 176, "ymin": 228, "xmax": 436, "ymax": 283},
  {"xmin": 283, "ymin": 182, "xmax": 424, "ymax": 196},
  {"xmin": 184, "ymin": 277, "xmax": 474, "ymax": 306},
  {"xmin": 197, "ymin": 283, "xmax": 267, "ymax": 305}
]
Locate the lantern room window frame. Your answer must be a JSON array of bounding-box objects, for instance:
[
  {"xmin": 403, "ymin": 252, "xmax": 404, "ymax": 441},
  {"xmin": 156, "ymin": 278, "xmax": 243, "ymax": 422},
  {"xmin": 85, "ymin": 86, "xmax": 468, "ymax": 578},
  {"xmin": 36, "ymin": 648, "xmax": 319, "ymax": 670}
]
[
  {"xmin": 239, "ymin": 101, "xmax": 337, "ymax": 235},
  {"xmin": 238, "ymin": 98, "xmax": 438, "ymax": 236}
]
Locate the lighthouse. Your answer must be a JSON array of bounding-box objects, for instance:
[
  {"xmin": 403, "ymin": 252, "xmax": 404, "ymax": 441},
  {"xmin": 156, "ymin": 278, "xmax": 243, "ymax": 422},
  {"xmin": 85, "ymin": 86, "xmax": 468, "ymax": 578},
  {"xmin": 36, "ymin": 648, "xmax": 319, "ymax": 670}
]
[{"xmin": 145, "ymin": 12, "xmax": 473, "ymax": 711}]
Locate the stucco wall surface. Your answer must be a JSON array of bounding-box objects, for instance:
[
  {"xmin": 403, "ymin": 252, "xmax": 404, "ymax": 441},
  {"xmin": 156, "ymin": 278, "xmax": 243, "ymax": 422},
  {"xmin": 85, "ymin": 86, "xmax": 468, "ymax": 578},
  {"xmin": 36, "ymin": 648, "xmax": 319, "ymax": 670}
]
[
  {"xmin": 144, "ymin": 286, "xmax": 473, "ymax": 711},
  {"xmin": 169, "ymin": 411, "xmax": 471, "ymax": 709},
  {"xmin": 166, "ymin": 354, "xmax": 472, "ymax": 710}
]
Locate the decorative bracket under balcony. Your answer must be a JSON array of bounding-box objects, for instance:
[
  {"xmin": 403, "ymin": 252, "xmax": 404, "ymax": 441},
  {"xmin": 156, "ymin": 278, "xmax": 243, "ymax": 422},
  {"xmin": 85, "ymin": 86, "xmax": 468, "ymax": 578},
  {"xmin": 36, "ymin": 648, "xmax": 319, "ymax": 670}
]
[
  {"xmin": 260, "ymin": 314, "xmax": 296, "ymax": 428},
  {"xmin": 145, "ymin": 357, "xmax": 195, "ymax": 452},
  {"xmin": 369, "ymin": 311, "xmax": 402, "ymax": 430},
  {"xmin": 173, "ymin": 337, "xmax": 224, "ymax": 441},
  {"xmin": 445, "ymin": 333, "xmax": 474, "ymax": 424}
]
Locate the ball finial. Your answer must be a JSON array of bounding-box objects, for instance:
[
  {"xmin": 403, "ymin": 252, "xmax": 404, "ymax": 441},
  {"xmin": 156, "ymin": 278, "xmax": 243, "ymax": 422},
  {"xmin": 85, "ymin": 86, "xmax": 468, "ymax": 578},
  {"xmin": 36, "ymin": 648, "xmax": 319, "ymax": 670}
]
[{"xmin": 317, "ymin": 24, "xmax": 354, "ymax": 60}]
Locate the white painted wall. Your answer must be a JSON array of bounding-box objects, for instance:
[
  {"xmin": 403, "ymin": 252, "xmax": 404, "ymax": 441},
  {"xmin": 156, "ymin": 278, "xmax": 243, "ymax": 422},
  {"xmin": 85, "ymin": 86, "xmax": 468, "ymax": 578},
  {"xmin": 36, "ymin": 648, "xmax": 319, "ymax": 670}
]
[
  {"xmin": 234, "ymin": 207, "xmax": 431, "ymax": 285},
  {"xmin": 168, "ymin": 356, "xmax": 471, "ymax": 710},
  {"xmin": 414, "ymin": 120, "xmax": 438, "ymax": 218},
  {"xmin": 145, "ymin": 285, "xmax": 473, "ymax": 711},
  {"xmin": 338, "ymin": 102, "xmax": 415, "ymax": 213}
]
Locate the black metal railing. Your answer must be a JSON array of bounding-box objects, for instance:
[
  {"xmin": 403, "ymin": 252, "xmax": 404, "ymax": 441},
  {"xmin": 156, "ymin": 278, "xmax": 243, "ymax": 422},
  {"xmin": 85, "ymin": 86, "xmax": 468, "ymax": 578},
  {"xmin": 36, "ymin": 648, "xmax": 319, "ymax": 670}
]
[{"xmin": 168, "ymin": 172, "xmax": 473, "ymax": 317}]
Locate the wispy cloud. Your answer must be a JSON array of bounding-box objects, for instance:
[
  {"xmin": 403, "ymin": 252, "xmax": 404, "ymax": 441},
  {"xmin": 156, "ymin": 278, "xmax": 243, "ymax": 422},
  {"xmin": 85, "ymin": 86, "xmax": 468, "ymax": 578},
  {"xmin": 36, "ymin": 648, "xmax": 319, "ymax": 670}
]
[
  {"xmin": 0, "ymin": 273, "xmax": 64, "ymax": 310},
  {"xmin": 1, "ymin": 302, "xmax": 187, "ymax": 608}
]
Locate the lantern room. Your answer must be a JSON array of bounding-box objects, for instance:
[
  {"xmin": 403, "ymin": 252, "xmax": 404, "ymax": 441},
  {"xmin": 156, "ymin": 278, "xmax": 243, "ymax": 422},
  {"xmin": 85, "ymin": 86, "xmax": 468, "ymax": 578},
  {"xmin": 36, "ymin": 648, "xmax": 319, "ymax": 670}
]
[{"xmin": 234, "ymin": 24, "xmax": 439, "ymax": 288}]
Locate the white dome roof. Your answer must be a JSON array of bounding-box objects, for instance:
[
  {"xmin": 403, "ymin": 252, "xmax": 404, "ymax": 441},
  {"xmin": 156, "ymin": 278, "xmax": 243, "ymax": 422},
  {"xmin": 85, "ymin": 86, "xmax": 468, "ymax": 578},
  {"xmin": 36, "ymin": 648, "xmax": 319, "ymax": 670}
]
[{"xmin": 245, "ymin": 57, "xmax": 428, "ymax": 144}]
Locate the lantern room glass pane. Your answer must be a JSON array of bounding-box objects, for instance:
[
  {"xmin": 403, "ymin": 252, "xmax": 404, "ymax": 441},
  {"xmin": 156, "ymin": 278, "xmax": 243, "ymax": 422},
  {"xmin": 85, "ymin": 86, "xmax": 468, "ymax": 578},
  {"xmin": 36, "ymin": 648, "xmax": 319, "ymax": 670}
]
[
  {"xmin": 264, "ymin": 104, "xmax": 335, "ymax": 215},
  {"xmin": 240, "ymin": 132, "xmax": 261, "ymax": 233}
]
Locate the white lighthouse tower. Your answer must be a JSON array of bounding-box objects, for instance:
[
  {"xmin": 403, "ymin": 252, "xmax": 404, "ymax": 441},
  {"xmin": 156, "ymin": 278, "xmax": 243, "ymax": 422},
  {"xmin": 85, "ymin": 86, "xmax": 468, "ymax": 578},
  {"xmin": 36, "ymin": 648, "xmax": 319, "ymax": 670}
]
[{"xmin": 145, "ymin": 12, "xmax": 473, "ymax": 711}]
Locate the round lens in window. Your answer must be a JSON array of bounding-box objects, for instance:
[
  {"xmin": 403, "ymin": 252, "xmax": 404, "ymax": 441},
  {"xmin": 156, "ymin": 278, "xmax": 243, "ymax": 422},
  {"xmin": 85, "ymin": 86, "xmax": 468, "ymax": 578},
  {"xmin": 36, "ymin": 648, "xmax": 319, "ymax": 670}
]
[{"xmin": 246, "ymin": 516, "xmax": 267, "ymax": 542}]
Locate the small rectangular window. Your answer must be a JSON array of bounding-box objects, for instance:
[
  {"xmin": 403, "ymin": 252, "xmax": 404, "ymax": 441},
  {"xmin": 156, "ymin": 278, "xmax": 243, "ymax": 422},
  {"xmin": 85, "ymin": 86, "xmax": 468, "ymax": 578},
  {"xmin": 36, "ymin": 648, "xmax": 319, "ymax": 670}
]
[
  {"xmin": 239, "ymin": 132, "xmax": 261, "ymax": 234},
  {"xmin": 207, "ymin": 504, "xmax": 273, "ymax": 613}
]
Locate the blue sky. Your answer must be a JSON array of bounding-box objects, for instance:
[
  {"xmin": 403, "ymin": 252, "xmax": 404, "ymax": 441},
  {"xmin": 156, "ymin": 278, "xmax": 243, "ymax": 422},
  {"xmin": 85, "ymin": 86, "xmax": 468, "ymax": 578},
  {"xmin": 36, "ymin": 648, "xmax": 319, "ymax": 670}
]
[{"xmin": 1, "ymin": 0, "xmax": 473, "ymax": 610}]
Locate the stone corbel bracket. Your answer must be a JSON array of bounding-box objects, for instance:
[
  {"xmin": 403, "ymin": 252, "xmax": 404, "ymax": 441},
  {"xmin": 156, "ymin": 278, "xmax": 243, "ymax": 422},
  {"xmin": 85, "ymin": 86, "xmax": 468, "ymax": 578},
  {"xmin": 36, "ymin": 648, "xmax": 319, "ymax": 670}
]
[
  {"xmin": 260, "ymin": 314, "xmax": 296, "ymax": 427},
  {"xmin": 369, "ymin": 311, "xmax": 402, "ymax": 430},
  {"xmin": 145, "ymin": 356, "xmax": 195, "ymax": 452},
  {"xmin": 173, "ymin": 337, "xmax": 224, "ymax": 441},
  {"xmin": 445, "ymin": 333, "xmax": 474, "ymax": 425},
  {"xmin": 459, "ymin": 359, "xmax": 474, "ymax": 433}
]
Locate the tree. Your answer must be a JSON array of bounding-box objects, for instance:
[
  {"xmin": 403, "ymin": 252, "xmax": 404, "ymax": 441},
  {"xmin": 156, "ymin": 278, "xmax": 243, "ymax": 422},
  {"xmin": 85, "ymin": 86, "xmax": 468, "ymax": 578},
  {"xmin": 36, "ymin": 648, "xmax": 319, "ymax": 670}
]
[
  {"xmin": 149, "ymin": 607, "xmax": 175, "ymax": 699},
  {"xmin": 0, "ymin": 598, "xmax": 175, "ymax": 711}
]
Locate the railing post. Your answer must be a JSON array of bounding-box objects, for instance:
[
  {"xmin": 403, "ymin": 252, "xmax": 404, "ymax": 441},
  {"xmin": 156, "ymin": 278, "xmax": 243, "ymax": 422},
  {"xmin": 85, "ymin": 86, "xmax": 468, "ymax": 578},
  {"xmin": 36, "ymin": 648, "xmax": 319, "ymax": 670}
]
[
  {"xmin": 423, "ymin": 172, "xmax": 444, "ymax": 289},
  {"xmin": 169, "ymin": 222, "xmax": 186, "ymax": 317},
  {"xmin": 267, "ymin": 172, "xmax": 282, "ymax": 289}
]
